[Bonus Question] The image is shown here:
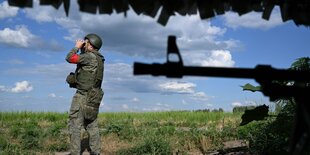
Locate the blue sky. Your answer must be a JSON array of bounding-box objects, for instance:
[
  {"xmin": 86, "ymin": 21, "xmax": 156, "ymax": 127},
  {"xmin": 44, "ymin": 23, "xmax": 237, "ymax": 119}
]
[{"xmin": 0, "ymin": 0, "xmax": 309, "ymax": 112}]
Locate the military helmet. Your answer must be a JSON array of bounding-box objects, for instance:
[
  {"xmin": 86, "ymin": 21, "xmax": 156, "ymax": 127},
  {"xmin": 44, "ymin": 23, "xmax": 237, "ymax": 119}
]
[{"xmin": 84, "ymin": 33, "xmax": 103, "ymax": 49}]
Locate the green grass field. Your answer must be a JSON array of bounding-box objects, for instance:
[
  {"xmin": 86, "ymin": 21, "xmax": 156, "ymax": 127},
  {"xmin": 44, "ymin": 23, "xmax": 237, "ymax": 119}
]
[{"xmin": 0, "ymin": 111, "xmax": 244, "ymax": 154}]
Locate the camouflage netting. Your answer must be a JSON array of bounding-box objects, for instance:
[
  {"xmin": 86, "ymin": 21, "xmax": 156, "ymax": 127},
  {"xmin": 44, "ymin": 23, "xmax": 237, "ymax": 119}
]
[{"xmin": 7, "ymin": 0, "xmax": 310, "ymax": 26}]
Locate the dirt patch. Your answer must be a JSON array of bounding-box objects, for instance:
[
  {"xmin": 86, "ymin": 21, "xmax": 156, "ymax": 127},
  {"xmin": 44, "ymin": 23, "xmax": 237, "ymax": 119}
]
[
  {"xmin": 56, "ymin": 133, "xmax": 133, "ymax": 155},
  {"xmin": 218, "ymin": 140, "xmax": 250, "ymax": 154},
  {"xmin": 101, "ymin": 133, "xmax": 133, "ymax": 155}
]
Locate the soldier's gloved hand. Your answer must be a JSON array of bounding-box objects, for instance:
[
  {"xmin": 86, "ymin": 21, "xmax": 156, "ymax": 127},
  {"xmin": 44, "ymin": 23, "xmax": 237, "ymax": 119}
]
[{"xmin": 75, "ymin": 39, "xmax": 85, "ymax": 49}]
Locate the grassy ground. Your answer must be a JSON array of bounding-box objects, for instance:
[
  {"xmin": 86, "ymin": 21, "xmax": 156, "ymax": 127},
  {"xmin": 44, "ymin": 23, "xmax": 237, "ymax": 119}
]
[{"xmin": 0, "ymin": 111, "xmax": 243, "ymax": 154}]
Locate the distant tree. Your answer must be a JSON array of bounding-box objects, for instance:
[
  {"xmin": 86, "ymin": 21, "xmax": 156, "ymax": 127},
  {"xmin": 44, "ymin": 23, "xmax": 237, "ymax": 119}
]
[
  {"xmin": 219, "ymin": 108, "xmax": 224, "ymax": 112},
  {"xmin": 212, "ymin": 109, "xmax": 218, "ymax": 112},
  {"xmin": 194, "ymin": 109, "xmax": 210, "ymax": 112},
  {"xmin": 204, "ymin": 109, "xmax": 210, "ymax": 112}
]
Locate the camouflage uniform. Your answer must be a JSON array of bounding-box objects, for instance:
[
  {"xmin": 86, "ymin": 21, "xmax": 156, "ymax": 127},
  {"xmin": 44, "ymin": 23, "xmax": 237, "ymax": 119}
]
[{"xmin": 66, "ymin": 47, "xmax": 104, "ymax": 155}]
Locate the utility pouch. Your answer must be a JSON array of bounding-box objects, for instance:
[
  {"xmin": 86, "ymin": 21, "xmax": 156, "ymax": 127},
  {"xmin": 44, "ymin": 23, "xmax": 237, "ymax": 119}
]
[
  {"xmin": 66, "ymin": 72, "xmax": 77, "ymax": 88},
  {"xmin": 82, "ymin": 87, "xmax": 104, "ymax": 121}
]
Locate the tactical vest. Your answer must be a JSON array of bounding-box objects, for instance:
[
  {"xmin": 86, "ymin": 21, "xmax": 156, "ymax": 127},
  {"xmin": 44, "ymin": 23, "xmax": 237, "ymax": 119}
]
[{"xmin": 75, "ymin": 52, "xmax": 104, "ymax": 91}]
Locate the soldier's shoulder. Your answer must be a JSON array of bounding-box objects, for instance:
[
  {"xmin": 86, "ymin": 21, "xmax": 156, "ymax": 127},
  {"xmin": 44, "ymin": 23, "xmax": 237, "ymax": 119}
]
[
  {"xmin": 78, "ymin": 52, "xmax": 97, "ymax": 65},
  {"xmin": 83, "ymin": 52, "xmax": 97, "ymax": 59}
]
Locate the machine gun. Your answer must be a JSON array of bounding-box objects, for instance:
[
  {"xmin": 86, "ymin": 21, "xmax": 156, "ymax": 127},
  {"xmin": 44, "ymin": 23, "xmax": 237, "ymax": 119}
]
[{"xmin": 133, "ymin": 36, "xmax": 310, "ymax": 154}]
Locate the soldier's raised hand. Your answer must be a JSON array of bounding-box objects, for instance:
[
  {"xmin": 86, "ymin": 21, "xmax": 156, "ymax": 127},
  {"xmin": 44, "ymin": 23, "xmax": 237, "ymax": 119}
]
[{"xmin": 75, "ymin": 39, "xmax": 85, "ymax": 49}]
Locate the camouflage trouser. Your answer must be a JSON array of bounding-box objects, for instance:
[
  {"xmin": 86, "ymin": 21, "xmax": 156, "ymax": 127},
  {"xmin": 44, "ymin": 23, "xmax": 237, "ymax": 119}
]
[{"xmin": 69, "ymin": 91, "xmax": 101, "ymax": 155}]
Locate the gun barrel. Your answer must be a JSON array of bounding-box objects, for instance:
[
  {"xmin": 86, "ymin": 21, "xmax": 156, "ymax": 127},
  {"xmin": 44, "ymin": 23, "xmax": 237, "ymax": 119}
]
[
  {"xmin": 134, "ymin": 62, "xmax": 310, "ymax": 82},
  {"xmin": 134, "ymin": 62, "xmax": 184, "ymax": 78}
]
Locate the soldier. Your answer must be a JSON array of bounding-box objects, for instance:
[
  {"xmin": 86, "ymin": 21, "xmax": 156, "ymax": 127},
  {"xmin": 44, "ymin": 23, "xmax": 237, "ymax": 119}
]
[{"xmin": 66, "ymin": 33, "xmax": 104, "ymax": 155}]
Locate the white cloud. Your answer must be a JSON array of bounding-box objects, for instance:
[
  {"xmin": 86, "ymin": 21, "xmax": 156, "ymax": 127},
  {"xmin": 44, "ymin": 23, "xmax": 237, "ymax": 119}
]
[
  {"xmin": 0, "ymin": 25, "xmax": 35, "ymax": 48},
  {"xmin": 204, "ymin": 50, "xmax": 234, "ymax": 67},
  {"xmin": 166, "ymin": 16, "xmax": 238, "ymax": 67},
  {"xmin": 232, "ymin": 102, "xmax": 242, "ymax": 107},
  {"xmin": 0, "ymin": 85, "xmax": 9, "ymax": 92},
  {"xmin": 0, "ymin": 1, "xmax": 19, "ymax": 19},
  {"xmin": 56, "ymin": 17, "xmax": 83, "ymax": 41},
  {"xmin": 48, "ymin": 93, "xmax": 57, "ymax": 98},
  {"xmin": 25, "ymin": 7, "xmax": 54, "ymax": 22},
  {"xmin": 186, "ymin": 50, "xmax": 235, "ymax": 67},
  {"xmin": 11, "ymin": 81, "xmax": 33, "ymax": 93},
  {"xmin": 122, "ymin": 104, "xmax": 129, "ymax": 109},
  {"xmin": 158, "ymin": 81, "xmax": 212, "ymax": 103},
  {"xmin": 190, "ymin": 92, "xmax": 210, "ymax": 101},
  {"xmin": 0, "ymin": 81, "xmax": 33, "ymax": 93},
  {"xmin": 132, "ymin": 97, "xmax": 140, "ymax": 103},
  {"xmin": 23, "ymin": 0, "xmax": 65, "ymax": 23},
  {"xmin": 159, "ymin": 81, "xmax": 196, "ymax": 94},
  {"xmin": 0, "ymin": 25, "xmax": 64, "ymax": 51},
  {"xmin": 167, "ymin": 15, "xmax": 226, "ymax": 40},
  {"xmin": 222, "ymin": 9, "xmax": 283, "ymax": 30}
]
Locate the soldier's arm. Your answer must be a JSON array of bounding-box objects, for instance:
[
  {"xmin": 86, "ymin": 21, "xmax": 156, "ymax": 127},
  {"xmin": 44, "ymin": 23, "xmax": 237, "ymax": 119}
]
[
  {"xmin": 66, "ymin": 39, "xmax": 85, "ymax": 64},
  {"xmin": 66, "ymin": 50, "xmax": 95, "ymax": 66},
  {"xmin": 66, "ymin": 47, "xmax": 80, "ymax": 64}
]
